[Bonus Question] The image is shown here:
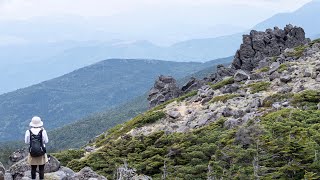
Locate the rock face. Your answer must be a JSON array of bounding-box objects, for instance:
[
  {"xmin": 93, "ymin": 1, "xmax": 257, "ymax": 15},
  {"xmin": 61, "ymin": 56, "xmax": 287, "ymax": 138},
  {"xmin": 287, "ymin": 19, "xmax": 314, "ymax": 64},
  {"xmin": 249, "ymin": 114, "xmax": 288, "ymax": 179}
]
[
  {"xmin": 232, "ymin": 24, "xmax": 310, "ymax": 71},
  {"xmin": 206, "ymin": 64, "xmax": 236, "ymax": 83},
  {"xmin": 70, "ymin": 167, "xmax": 107, "ymax": 180},
  {"xmin": 148, "ymin": 75, "xmax": 181, "ymax": 108},
  {"xmin": 181, "ymin": 77, "xmax": 204, "ymax": 93},
  {"xmin": 9, "ymin": 156, "xmax": 60, "ymax": 179},
  {"xmin": 0, "ymin": 162, "xmax": 5, "ymax": 180},
  {"xmin": 9, "ymin": 149, "xmax": 28, "ymax": 166},
  {"xmin": 234, "ymin": 70, "xmax": 250, "ymax": 82}
]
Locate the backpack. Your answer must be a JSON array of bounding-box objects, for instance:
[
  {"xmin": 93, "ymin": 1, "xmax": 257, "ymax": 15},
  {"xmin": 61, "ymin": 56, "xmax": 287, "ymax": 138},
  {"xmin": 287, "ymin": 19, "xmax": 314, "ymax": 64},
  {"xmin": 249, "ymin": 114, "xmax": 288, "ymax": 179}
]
[{"xmin": 29, "ymin": 129, "xmax": 46, "ymax": 157}]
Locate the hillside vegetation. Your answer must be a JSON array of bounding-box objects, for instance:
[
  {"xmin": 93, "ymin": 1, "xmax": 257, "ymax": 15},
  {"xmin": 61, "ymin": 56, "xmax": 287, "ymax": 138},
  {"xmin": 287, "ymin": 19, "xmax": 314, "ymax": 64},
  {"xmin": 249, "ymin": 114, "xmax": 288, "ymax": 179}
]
[
  {"xmin": 0, "ymin": 58, "xmax": 230, "ymax": 141},
  {"xmin": 54, "ymin": 29, "xmax": 320, "ymax": 179}
]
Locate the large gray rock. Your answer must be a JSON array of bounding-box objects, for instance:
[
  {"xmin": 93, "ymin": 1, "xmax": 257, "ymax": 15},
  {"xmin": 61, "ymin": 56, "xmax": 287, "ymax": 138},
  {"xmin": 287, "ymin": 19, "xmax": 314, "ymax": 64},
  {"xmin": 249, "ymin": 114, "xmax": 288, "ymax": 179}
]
[
  {"xmin": 268, "ymin": 62, "xmax": 280, "ymax": 75},
  {"xmin": 9, "ymin": 155, "xmax": 60, "ymax": 179},
  {"xmin": 181, "ymin": 77, "xmax": 204, "ymax": 93},
  {"xmin": 232, "ymin": 25, "xmax": 310, "ymax": 71},
  {"xmin": 234, "ymin": 70, "xmax": 250, "ymax": 82},
  {"xmin": 0, "ymin": 162, "xmax": 5, "ymax": 180},
  {"xmin": 280, "ymin": 75, "xmax": 292, "ymax": 83},
  {"xmin": 206, "ymin": 64, "xmax": 236, "ymax": 83},
  {"xmin": 4, "ymin": 173, "xmax": 13, "ymax": 180},
  {"xmin": 70, "ymin": 167, "xmax": 106, "ymax": 180},
  {"xmin": 148, "ymin": 75, "xmax": 181, "ymax": 108},
  {"xmin": 167, "ymin": 111, "xmax": 181, "ymax": 119},
  {"xmin": 9, "ymin": 149, "xmax": 29, "ymax": 166}
]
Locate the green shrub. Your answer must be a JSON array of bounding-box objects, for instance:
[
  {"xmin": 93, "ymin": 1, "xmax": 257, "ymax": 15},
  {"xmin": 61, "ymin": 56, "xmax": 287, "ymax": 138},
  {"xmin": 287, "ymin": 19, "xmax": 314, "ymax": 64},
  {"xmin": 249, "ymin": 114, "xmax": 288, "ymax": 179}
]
[
  {"xmin": 66, "ymin": 108, "xmax": 320, "ymax": 179},
  {"xmin": 53, "ymin": 149, "xmax": 85, "ymax": 166},
  {"xmin": 95, "ymin": 110, "xmax": 166, "ymax": 147},
  {"xmin": 177, "ymin": 90, "xmax": 197, "ymax": 102},
  {"xmin": 277, "ymin": 63, "xmax": 288, "ymax": 73},
  {"xmin": 286, "ymin": 45, "xmax": 307, "ymax": 58},
  {"xmin": 246, "ymin": 81, "xmax": 271, "ymax": 93},
  {"xmin": 209, "ymin": 77, "xmax": 234, "ymax": 90},
  {"xmin": 256, "ymin": 66, "xmax": 270, "ymax": 73},
  {"xmin": 210, "ymin": 94, "xmax": 240, "ymax": 103},
  {"xmin": 309, "ymin": 38, "xmax": 320, "ymax": 47},
  {"xmin": 292, "ymin": 90, "xmax": 320, "ymax": 110},
  {"xmin": 262, "ymin": 93, "xmax": 294, "ymax": 107}
]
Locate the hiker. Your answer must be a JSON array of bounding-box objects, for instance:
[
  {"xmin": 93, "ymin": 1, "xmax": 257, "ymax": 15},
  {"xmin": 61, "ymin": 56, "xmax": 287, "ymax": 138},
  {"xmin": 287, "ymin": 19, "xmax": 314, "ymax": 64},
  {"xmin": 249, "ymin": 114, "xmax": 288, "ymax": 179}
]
[{"xmin": 25, "ymin": 116, "xmax": 49, "ymax": 180}]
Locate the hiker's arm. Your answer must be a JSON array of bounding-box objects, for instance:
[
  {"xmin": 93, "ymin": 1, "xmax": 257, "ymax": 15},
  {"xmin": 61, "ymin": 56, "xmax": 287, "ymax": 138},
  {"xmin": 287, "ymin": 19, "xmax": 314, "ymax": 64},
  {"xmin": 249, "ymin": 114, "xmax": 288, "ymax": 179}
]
[
  {"xmin": 42, "ymin": 129, "xmax": 49, "ymax": 144},
  {"xmin": 25, "ymin": 130, "xmax": 30, "ymax": 144}
]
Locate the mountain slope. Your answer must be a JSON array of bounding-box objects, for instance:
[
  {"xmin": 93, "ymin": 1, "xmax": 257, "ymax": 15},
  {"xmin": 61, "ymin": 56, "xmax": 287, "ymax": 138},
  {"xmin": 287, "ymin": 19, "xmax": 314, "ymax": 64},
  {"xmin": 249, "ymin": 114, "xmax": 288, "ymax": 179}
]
[
  {"xmin": 0, "ymin": 58, "xmax": 231, "ymax": 141},
  {"xmin": 47, "ymin": 58, "xmax": 231, "ymax": 151},
  {"xmin": 54, "ymin": 28, "xmax": 320, "ymax": 179}
]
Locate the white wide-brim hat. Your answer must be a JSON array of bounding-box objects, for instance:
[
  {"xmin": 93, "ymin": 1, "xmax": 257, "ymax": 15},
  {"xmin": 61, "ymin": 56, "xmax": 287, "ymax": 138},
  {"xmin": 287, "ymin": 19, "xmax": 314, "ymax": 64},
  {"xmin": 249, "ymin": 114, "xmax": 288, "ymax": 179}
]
[{"xmin": 29, "ymin": 116, "xmax": 43, "ymax": 127}]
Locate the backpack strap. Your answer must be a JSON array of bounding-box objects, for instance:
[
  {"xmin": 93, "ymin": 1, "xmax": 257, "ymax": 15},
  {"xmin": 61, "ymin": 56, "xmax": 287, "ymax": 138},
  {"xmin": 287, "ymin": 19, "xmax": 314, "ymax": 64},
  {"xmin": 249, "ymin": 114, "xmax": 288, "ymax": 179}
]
[
  {"xmin": 29, "ymin": 130, "xmax": 32, "ymax": 149},
  {"xmin": 39, "ymin": 129, "xmax": 44, "ymax": 146}
]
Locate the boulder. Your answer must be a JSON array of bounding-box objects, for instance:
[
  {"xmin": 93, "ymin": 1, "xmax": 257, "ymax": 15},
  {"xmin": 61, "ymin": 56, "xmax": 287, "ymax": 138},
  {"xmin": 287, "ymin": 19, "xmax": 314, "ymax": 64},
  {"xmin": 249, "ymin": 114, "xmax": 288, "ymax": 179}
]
[
  {"xmin": 234, "ymin": 70, "xmax": 250, "ymax": 82},
  {"xmin": 316, "ymin": 74, "xmax": 320, "ymax": 82},
  {"xmin": 268, "ymin": 62, "xmax": 280, "ymax": 75},
  {"xmin": 250, "ymin": 73, "xmax": 263, "ymax": 80},
  {"xmin": 167, "ymin": 111, "xmax": 181, "ymax": 119},
  {"xmin": 85, "ymin": 146, "xmax": 95, "ymax": 152},
  {"xmin": 269, "ymin": 71, "xmax": 280, "ymax": 81},
  {"xmin": 303, "ymin": 69, "xmax": 312, "ymax": 77},
  {"xmin": 232, "ymin": 25, "xmax": 309, "ymax": 71},
  {"xmin": 206, "ymin": 65, "xmax": 236, "ymax": 83},
  {"xmin": 148, "ymin": 75, "xmax": 181, "ymax": 108},
  {"xmin": 181, "ymin": 77, "xmax": 204, "ymax": 93},
  {"xmin": 221, "ymin": 84, "xmax": 239, "ymax": 94},
  {"xmin": 9, "ymin": 155, "xmax": 60, "ymax": 179},
  {"xmin": 0, "ymin": 162, "xmax": 5, "ymax": 180},
  {"xmin": 9, "ymin": 149, "xmax": 28, "ymax": 166},
  {"xmin": 70, "ymin": 167, "xmax": 106, "ymax": 180},
  {"xmin": 4, "ymin": 173, "xmax": 13, "ymax": 180},
  {"xmin": 280, "ymin": 75, "xmax": 292, "ymax": 83}
]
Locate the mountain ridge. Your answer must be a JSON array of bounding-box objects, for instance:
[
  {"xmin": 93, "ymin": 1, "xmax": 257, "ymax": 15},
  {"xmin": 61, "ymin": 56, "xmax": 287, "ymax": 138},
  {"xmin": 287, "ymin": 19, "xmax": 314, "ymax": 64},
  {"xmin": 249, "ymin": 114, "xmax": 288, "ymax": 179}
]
[{"xmin": 51, "ymin": 25, "xmax": 320, "ymax": 179}]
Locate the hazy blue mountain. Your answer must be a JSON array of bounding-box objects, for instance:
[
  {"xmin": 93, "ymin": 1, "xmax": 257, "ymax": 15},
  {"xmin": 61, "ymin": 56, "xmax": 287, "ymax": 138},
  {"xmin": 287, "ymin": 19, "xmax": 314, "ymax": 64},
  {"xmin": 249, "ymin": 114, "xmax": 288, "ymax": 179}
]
[
  {"xmin": 0, "ymin": 39, "xmax": 236, "ymax": 94},
  {"xmin": 253, "ymin": 0, "xmax": 320, "ymax": 37},
  {"xmin": 0, "ymin": 57, "xmax": 231, "ymax": 142},
  {"xmin": 2, "ymin": 0, "xmax": 319, "ymax": 94}
]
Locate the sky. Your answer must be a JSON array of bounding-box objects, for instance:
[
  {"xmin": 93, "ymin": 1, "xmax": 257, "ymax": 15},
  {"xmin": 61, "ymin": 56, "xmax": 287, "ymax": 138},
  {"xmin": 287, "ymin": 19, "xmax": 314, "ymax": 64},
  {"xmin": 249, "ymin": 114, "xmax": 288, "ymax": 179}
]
[
  {"xmin": 0, "ymin": 0, "xmax": 313, "ymax": 45},
  {"xmin": 0, "ymin": 0, "xmax": 311, "ymax": 22}
]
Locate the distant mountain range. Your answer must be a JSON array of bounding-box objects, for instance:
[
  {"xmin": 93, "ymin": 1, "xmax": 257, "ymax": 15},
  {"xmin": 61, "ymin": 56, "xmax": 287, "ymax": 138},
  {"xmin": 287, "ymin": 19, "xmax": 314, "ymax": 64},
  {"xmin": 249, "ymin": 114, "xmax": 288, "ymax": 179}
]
[
  {"xmin": 0, "ymin": 57, "xmax": 231, "ymax": 141},
  {"xmin": 253, "ymin": 0, "xmax": 320, "ymax": 37},
  {"xmin": 1, "ymin": 1, "xmax": 320, "ymax": 94},
  {"xmin": 1, "ymin": 0, "xmax": 320, "ymax": 95}
]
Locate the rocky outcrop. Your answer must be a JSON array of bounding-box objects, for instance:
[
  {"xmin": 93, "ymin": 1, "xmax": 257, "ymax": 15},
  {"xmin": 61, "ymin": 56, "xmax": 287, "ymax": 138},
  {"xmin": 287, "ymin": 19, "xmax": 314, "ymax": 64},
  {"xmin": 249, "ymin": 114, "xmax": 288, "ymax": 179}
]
[
  {"xmin": 148, "ymin": 75, "xmax": 181, "ymax": 108},
  {"xmin": 0, "ymin": 162, "xmax": 5, "ymax": 180},
  {"xmin": 9, "ymin": 156, "xmax": 60, "ymax": 179},
  {"xmin": 181, "ymin": 77, "xmax": 204, "ymax": 93},
  {"xmin": 70, "ymin": 167, "xmax": 107, "ymax": 180},
  {"xmin": 234, "ymin": 70, "xmax": 250, "ymax": 82},
  {"xmin": 232, "ymin": 24, "xmax": 310, "ymax": 71},
  {"xmin": 8, "ymin": 149, "xmax": 28, "ymax": 166},
  {"xmin": 205, "ymin": 64, "xmax": 236, "ymax": 83}
]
